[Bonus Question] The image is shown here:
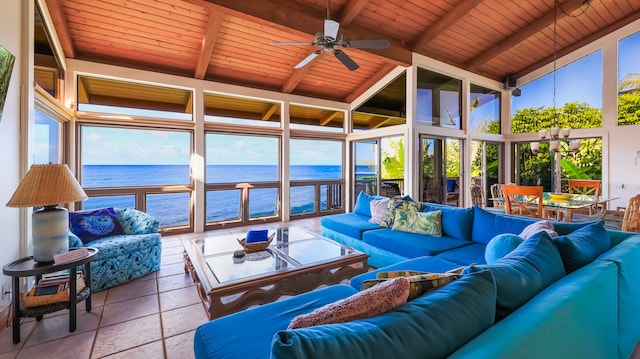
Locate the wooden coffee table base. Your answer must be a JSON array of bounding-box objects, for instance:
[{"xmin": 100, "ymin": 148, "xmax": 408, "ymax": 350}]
[{"xmin": 183, "ymin": 251, "xmax": 368, "ymax": 320}]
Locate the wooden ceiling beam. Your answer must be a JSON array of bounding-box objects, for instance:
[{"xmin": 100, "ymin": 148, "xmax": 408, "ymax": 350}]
[
  {"xmin": 466, "ymin": 0, "xmax": 587, "ymax": 72},
  {"xmin": 195, "ymin": 11, "xmax": 225, "ymax": 79},
  {"xmin": 338, "ymin": 0, "xmax": 370, "ymax": 27},
  {"xmin": 200, "ymin": 0, "xmax": 411, "ymax": 65},
  {"xmin": 281, "ymin": 54, "xmax": 321, "ymax": 93},
  {"xmin": 43, "ymin": 0, "xmax": 75, "ymax": 58},
  {"xmin": 368, "ymin": 116, "xmax": 392, "ymax": 129},
  {"xmin": 319, "ymin": 111, "xmax": 340, "ymax": 126},
  {"xmin": 261, "ymin": 103, "xmax": 279, "ymax": 120},
  {"xmin": 412, "ymin": 0, "xmax": 484, "ymax": 52},
  {"xmin": 84, "ymin": 95, "xmax": 189, "ymax": 113}
]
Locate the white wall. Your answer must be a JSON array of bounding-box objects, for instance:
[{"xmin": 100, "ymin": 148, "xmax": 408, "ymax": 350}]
[{"xmin": 0, "ymin": 0, "xmax": 28, "ymax": 309}]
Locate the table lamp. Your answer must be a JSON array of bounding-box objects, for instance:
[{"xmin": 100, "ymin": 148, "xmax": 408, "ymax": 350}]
[{"xmin": 6, "ymin": 164, "xmax": 88, "ymax": 263}]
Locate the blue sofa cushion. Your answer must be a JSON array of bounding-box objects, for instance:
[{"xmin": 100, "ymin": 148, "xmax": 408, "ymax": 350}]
[
  {"xmin": 363, "ymin": 228, "xmax": 470, "ymax": 259},
  {"xmin": 484, "ymin": 234, "xmax": 524, "ymax": 264},
  {"xmin": 463, "ymin": 231, "xmax": 565, "ymax": 318},
  {"xmin": 69, "ymin": 207, "xmax": 124, "ymax": 244},
  {"xmin": 423, "ymin": 203, "xmax": 474, "ymax": 241},
  {"xmin": 194, "ymin": 285, "xmax": 358, "ymax": 359},
  {"xmin": 320, "ymin": 213, "xmax": 381, "ymax": 241},
  {"xmin": 353, "ymin": 191, "xmax": 383, "ymax": 217},
  {"xmin": 471, "ymin": 206, "xmax": 538, "ymax": 244},
  {"xmin": 436, "ymin": 242, "xmax": 487, "ymax": 265},
  {"xmin": 350, "ymin": 256, "xmax": 461, "ymax": 290},
  {"xmin": 272, "ymin": 270, "xmax": 497, "ymax": 359},
  {"xmin": 552, "ymin": 221, "xmax": 610, "ymax": 273}
]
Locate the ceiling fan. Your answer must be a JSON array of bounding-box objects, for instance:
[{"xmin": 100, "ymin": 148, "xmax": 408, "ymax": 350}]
[{"xmin": 270, "ymin": 1, "xmax": 390, "ymax": 71}]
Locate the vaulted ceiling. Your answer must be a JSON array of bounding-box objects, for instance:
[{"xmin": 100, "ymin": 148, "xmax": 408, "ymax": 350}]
[{"xmin": 41, "ymin": 0, "xmax": 640, "ymax": 104}]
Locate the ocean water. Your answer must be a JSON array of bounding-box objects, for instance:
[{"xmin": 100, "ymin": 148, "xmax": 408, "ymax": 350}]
[{"xmin": 81, "ymin": 165, "xmax": 353, "ymax": 226}]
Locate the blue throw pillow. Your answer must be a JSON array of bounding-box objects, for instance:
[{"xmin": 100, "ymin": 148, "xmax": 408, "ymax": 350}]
[
  {"xmin": 353, "ymin": 191, "xmax": 381, "ymax": 217},
  {"xmin": 423, "ymin": 203, "xmax": 473, "ymax": 241},
  {"xmin": 464, "ymin": 231, "xmax": 565, "ymax": 319},
  {"xmin": 485, "ymin": 233, "xmax": 524, "ymax": 264},
  {"xmin": 69, "ymin": 207, "xmax": 124, "ymax": 244},
  {"xmin": 245, "ymin": 229, "xmax": 269, "ymax": 243},
  {"xmin": 552, "ymin": 221, "xmax": 610, "ymax": 273},
  {"xmin": 471, "ymin": 206, "xmax": 538, "ymax": 244}
]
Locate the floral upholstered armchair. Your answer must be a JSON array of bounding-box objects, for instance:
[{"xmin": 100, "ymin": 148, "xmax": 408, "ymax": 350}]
[{"xmin": 68, "ymin": 207, "xmax": 162, "ymax": 292}]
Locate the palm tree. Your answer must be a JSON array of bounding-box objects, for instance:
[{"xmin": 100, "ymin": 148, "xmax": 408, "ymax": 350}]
[{"xmin": 618, "ymin": 73, "xmax": 640, "ymax": 94}]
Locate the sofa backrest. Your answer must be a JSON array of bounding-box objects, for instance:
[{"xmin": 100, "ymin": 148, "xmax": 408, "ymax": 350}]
[
  {"xmin": 422, "ymin": 203, "xmax": 474, "ymax": 241},
  {"xmin": 114, "ymin": 208, "xmax": 160, "ymax": 235}
]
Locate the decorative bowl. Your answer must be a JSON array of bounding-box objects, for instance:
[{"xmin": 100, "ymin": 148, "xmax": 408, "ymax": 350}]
[
  {"xmin": 549, "ymin": 193, "xmax": 573, "ymax": 201},
  {"xmin": 237, "ymin": 232, "xmax": 275, "ymax": 253}
]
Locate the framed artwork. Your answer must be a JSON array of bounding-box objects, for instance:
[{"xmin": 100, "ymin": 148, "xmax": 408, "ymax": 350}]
[{"xmin": 0, "ymin": 43, "xmax": 16, "ymax": 121}]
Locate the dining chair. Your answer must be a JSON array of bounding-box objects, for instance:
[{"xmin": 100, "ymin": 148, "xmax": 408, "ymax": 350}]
[
  {"xmin": 470, "ymin": 184, "xmax": 485, "ymax": 208},
  {"xmin": 568, "ymin": 179, "xmax": 602, "ymax": 215},
  {"xmin": 502, "ymin": 185, "xmax": 544, "ymax": 218},
  {"xmin": 490, "ymin": 183, "xmax": 506, "ymax": 209},
  {"xmin": 621, "ymin": 194, "xmax": 640, "ymax": 232}
]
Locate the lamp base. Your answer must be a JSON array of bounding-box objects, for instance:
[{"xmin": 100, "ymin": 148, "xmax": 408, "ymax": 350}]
[{"xmin": 32, "ymin": 206, "xmax": 70, "ymax": 263}]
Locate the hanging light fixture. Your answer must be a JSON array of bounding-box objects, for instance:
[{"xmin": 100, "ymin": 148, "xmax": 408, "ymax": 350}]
[{"xmin": 531, "ymin": 0, "xmax": 580, "ymax": 155}]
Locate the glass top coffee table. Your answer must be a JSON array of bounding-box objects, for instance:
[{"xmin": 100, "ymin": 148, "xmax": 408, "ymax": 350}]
[{"xmin": 182, "ymin": 226, "xmax": 369, "ymax": 319}]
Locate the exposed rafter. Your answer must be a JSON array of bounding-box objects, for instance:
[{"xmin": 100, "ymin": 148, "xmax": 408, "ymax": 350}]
[
  {"xmin": 319, "ymin": 111, "xmax": 340, "ymax": 126},
  {"xmin": 281, "ymin": 54, "xmax": 321, "ymax": 93},
  {"xmin": 412, "ymin": 0, "xmax": 483, "ymax": 52},
  {"xmin": 466, "ymin": 0, "xmax": 587, "ymax": 71},
  {"xmin": 338, "ymin": 0, "xmax": 369, "ymax": 27},
  {"xmin": 261, "ymin": 103, "xmax": 279, "ymax": 120},
  {"xmin": 43, "ymin": 0, "xmax": 74, "ymax": 58},
  {"xmin": 345, "ymin": 63, "xmax": 398, "ymax": 103},
  {"xmin": 195, "ymin": 11, "xmax": 225, "ymax": 79}
]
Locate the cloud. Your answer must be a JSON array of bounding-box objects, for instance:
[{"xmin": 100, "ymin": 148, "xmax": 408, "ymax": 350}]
[{"xmin": 88, "ymin": 132, "xmax": 102, "ymax": 141}]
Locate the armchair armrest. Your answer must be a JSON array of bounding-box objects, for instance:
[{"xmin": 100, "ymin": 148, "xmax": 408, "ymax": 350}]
[{"xmin": 115, "ymin": 208, "xmax": 160, "ymax": 234}]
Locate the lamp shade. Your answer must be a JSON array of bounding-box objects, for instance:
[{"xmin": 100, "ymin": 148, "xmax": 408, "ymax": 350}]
[{"xmin": 6, "ymin": 164, "xmax": 87, "ymax": 208}]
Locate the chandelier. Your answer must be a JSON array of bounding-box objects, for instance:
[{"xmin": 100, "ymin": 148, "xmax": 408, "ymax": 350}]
[{"xmin": 530, "ymin": 0, "xmax": 580, "ymax": 155}]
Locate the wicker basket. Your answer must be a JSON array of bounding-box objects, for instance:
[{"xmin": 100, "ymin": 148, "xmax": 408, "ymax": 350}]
[{"xmin": 237, "ymin": 232, "xmax": 275, "ymax": 253}]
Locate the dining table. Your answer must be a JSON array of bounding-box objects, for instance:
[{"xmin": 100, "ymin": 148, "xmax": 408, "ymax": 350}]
[{"xmin": 491, "ymin": 192, "xmax": 619, "ymax": 222}]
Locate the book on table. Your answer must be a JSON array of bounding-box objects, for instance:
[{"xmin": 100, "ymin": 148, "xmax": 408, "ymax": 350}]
[{"xmin": 24, "ymin": 273, "xmax": 86, "ymax": 307}]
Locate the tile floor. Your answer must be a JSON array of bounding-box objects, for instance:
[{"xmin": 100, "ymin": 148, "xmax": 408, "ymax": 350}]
[{"xmin": 0, "ymin": 217, "xmax": 322, "ymax": 359}]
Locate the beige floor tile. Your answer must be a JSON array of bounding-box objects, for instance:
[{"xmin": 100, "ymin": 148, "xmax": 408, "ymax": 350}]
[
  {"xmin": 161, "ymin": 238, "xmax": 183, "ymax": 248},
  {"xmin": 90, "ymin": 290, "xmax": 108, "ymax": 308},
  {"xmin": 0, "ymin": 351, "xmax": 17, "ymax": 359},
  {"xmin": 162, "ymin": 245, "xmax": 185, "ymax": 256},
  {"xmin": 24, "ymin": 309, "xmax": 101, "ymax": 347},
  {"xmin": 157, "ymin": 263, "xmax": 186, "ymax": 278},
  {"xmin": 92, "ymin": 314, "xmax": 162, "ymax": 358},
  {"xmin": 105, "ymin": 278, "xmax": 158, "ymax": 304},
  {"xmin": 100, "ymin": 294, "xmax": 159, "ymax": 327},
  {"xmin": 161, "ymin": 253, "xmax": 183, "ymax": 266},
  {"xmin": 99, "ymin": 340, "xmax": 165, "ymax": 359},
  {"xmin": 161, "ymin": 303, "xmax": 207, "ymax": 338},
  {"xmin": 16, "ymin": 330, "xmax": 95, "ymax": 359},
  {"xmin": 165, "ymin": 331, "xmax": 196, "ymax": 359},
  {"xmin": 157, "ymin": 273, "xmax": 194, "ymax": 293},
  {"xmin": 159, "ymin": 287, "xmax": 200, "ymax": 312},
  {"xmin": 0, "ymin": 320, "xmax": 35, "ymax": 353}
]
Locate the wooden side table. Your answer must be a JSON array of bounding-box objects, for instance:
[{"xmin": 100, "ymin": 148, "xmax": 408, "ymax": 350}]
[{"xmin": 2, "ymin": 247, "xmax": 98, "ymax": 344}]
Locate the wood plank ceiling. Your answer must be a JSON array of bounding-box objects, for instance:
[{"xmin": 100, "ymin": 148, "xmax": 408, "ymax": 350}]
[{"xmin": 42, "ymin": 0, "xmax": 640, "ymax": 105}]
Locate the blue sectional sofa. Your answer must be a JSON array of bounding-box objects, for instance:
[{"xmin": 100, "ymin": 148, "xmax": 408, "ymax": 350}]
[
  {"xmin": 193, "ymin": 195, "xmax": 640, "ymax": 358},
  {"xmin": 69, "ymin": 208, "xmax": 162, "ymax": 292}
]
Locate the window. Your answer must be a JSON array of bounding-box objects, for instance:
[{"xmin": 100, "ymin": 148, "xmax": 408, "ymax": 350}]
[
  {"xmin": 618, "ymin": 31, "xmax": 640, "ymax": 126},
  {"xmin": 204, "ymin": 93, "xmax": 281, "ymax": 127},
  {"xmin": 290, "ymin": 139, "xmax": 343, "ymax": 215},
  {"xmin": 76, "ymin": 76, "xmax": 193, "ymax": 121},
  {"xmin": 205, "ymin": 133, "xmax": 280, "ymax": 225},
  {"xmin": 417, "ymin": 68, "xmax": 461, "ymax": 129},
  {"xmin": 34, "ymin": 109, "xmax": 61, "ymax": 164},
  {"xmin": 79, "ymin": 126, "xmax": 192, "ymax": 228},
  {"xmin": 511, "ymin": 51, "xmax": 603, "ymax": 133},
  {"xmin": 289, "ymin": 104, "xmax": 344, "ymax": 132},
  {"xmin": 352, "ymin": 73, "xmax": 406, "ymax": 131},
  {"xmin": 470, "ymin": 84, "xmax": 500, "ymax": 133}
]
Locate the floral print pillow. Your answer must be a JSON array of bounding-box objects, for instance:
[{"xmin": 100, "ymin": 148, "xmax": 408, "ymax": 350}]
[
  {"xmin": 379, "ymin": 197, "xmax": 422, "ymax": 228},
  {"xmin": 391, "ymin": 209, "xmax": 442, "ymax": 236}
]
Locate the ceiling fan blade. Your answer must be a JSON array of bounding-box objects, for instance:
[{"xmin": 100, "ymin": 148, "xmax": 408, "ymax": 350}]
[
  {"xmin": 270, "ymin": 41, "xmax": 315, "ymax": 46},
  {"xmin": 334, "ymin": 50, "xmax": 358, "ymax": 71},
  {"xmin": 324, "ymin": 19, "xmax": 340, "ymax": 41},
  {"xmin": 345, "ymin": 39, "xmax": 390, "ymax": 49},
  {"xmin": 295, "ymin": 50, "xmax": 321, "ymax": 69}
]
